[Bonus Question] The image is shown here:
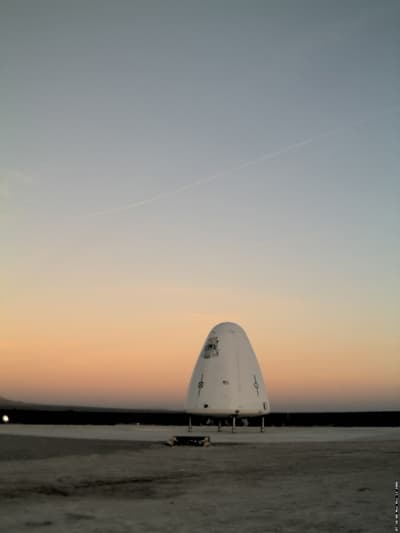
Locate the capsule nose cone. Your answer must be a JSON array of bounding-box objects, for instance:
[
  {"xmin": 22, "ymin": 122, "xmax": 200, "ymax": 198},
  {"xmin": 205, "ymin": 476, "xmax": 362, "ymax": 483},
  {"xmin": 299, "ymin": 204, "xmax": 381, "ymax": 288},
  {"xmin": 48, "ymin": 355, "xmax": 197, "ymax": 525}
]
[{"xmin": 210, "ymin": 322, "xmax": 246, "ymax": 336}]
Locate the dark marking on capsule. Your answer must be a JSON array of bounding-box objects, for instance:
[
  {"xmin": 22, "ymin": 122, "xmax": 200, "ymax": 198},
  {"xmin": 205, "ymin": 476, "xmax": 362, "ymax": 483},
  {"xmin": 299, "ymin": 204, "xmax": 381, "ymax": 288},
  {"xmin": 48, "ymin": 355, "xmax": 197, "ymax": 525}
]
[
  {"xmin": 253, "ymin": 375, "xmax": 260, "ymax": 396},
  {"xmin": 197, "ymin": 374, "xmax": 204, "ymax": 396}
]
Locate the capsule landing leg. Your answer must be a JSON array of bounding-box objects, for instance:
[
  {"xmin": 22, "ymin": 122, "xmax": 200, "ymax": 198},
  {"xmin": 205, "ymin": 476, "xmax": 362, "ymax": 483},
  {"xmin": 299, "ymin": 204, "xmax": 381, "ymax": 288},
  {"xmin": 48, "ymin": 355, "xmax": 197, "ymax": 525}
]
[
  {"xmin": 260, "ymin": 416, "xmax": 265, "ymax": 433},
  {"xmin": 232, "ymin": 416, "xmax": 236, "ymax": 433},
  {"xmin": 188, "ymin": 416, "xmax": 192, "ymax": 432}
]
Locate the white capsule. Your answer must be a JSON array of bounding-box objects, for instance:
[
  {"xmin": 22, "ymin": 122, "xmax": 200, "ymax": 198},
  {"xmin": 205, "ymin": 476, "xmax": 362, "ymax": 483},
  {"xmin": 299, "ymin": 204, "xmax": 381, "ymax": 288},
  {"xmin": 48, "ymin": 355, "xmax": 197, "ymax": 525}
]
[{"xmin": 185, "ymin": 322, "xmax": 270, "ymax": 417}]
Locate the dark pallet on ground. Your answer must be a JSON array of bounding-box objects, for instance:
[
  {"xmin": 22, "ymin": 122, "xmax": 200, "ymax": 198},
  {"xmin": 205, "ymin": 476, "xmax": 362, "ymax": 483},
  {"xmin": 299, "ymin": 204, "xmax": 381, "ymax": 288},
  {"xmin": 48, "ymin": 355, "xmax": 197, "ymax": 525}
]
[{"xmin": 167, "ymin": 436, "xmax": 211, "ymax": 447}]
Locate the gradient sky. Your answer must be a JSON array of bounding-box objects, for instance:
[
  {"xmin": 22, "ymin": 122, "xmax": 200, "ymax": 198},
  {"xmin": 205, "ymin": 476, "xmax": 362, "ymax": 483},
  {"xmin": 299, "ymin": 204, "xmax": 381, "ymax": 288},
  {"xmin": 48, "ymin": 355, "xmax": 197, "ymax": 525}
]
[{"xmin": 1, "ymin": 0, "xmax": 399, "ymax": 411}]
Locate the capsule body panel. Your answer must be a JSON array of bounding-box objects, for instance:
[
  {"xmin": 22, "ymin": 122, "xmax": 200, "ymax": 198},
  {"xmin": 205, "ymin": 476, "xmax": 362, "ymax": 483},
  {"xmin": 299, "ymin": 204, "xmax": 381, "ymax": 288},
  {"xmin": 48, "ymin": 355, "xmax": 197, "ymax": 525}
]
[{"xmin": 184, "ymin": 322, "xmax": 270, "ymax": 417}]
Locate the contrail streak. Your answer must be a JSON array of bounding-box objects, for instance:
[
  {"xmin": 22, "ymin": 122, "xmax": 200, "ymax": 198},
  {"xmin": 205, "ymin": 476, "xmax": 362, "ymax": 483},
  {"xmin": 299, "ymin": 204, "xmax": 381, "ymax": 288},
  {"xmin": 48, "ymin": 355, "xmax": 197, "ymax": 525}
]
[{"xmin": 83, "ymin": 104, "xmax": 400, "ymax": 218}]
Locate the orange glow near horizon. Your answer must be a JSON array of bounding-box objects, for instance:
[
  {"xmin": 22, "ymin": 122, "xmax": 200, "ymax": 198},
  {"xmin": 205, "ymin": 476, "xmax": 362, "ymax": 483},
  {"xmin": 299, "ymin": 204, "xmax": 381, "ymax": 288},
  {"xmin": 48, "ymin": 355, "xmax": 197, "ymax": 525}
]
[{"xmin": 2, "ymin": 281, "xmax": 399, "ymax": 411}]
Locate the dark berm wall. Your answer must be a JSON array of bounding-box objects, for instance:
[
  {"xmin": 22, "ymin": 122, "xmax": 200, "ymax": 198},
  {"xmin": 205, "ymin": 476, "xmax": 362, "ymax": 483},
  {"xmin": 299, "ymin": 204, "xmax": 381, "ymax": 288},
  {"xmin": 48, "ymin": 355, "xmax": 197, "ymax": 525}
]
[{"xmin": 0, "ymin": 409, "xmax": 398, "ymax": 426}]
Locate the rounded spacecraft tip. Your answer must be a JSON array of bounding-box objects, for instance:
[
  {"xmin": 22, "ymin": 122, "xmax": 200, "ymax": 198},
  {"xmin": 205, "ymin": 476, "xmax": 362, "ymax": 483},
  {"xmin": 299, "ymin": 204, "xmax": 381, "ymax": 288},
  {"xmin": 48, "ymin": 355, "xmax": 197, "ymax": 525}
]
[{"xmin": 184, "ymin": 322, "xmax": 270, "ymax": 417}]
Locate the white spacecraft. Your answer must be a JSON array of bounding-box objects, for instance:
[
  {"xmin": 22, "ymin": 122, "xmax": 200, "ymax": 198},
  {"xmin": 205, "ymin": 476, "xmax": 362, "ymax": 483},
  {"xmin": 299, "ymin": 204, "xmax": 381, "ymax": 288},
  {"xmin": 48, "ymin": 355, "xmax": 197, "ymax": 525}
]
[{"xmin": 185, "ymin": 322, "xmax": 270, "ymax": 431}]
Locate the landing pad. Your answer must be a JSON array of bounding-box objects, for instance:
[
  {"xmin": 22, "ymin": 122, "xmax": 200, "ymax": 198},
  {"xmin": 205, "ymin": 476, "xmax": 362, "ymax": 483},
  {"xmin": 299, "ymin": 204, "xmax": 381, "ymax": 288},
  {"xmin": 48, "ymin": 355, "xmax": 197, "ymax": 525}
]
[{"xmin": 0, "ymin": 425, "xmax": 398, "ymax": 532}]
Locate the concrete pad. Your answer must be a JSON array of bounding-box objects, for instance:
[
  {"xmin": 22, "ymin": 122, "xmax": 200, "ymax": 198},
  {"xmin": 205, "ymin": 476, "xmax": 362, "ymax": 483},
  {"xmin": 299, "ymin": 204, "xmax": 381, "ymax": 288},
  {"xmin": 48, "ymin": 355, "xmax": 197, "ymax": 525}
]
[
  {"xmin": 0, "ymin": 424, "xmax": 398, "ymax": 532},
  {"xmin": 0, "ymin": 423, "xmax": 399, "ymax": 443}
]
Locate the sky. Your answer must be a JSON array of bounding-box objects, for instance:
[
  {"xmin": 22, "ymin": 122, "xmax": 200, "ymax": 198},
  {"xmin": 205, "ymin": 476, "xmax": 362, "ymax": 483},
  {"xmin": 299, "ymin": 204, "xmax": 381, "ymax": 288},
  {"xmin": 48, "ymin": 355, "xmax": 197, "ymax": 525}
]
[{"xmin": 1, "ymin": 0, "xmax": 399, "ymax": 411}]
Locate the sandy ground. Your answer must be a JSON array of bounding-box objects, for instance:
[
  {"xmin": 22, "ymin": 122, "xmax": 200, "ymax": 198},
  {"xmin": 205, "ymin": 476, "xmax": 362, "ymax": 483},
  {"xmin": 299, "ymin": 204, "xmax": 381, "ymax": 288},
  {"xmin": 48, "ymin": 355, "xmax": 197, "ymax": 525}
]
[
  {"xmin": 0, "ymin": 426, "xmax": 399, "ymax": 533},
  {"xmin": 1, "ymin": 423, "xmax": 400, "ymax": 443}
]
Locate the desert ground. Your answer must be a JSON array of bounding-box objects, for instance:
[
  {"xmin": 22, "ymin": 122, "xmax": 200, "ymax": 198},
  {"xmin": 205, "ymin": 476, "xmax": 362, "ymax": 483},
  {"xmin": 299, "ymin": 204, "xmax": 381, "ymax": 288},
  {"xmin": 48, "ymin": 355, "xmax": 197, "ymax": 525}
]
[{"xmin": 0, "ymin": 425, "xmax": 399, "ymax": 533}]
